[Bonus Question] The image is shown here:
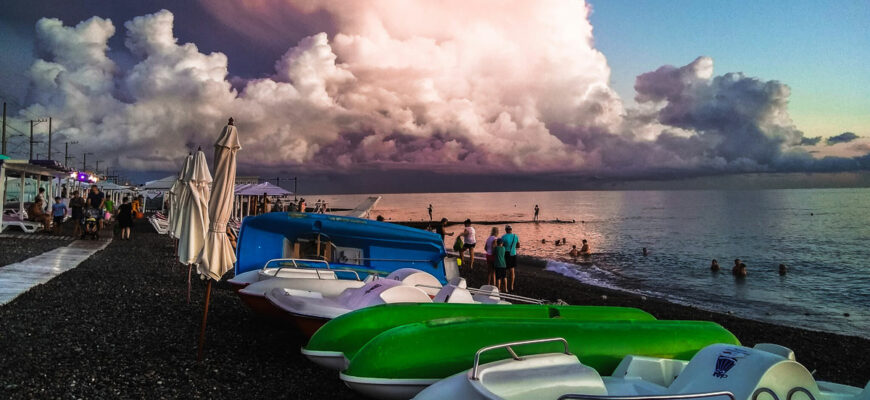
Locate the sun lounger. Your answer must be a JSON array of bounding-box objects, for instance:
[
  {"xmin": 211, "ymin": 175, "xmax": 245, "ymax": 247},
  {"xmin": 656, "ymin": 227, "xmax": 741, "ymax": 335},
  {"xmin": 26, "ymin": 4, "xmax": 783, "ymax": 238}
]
[
  {"xmin": 1, "ymin": 215, "xmax": 45, "ymax": 233},
  {"xmin": 148, "ymin": 216, "xmax": 170, "ymax": 235}
]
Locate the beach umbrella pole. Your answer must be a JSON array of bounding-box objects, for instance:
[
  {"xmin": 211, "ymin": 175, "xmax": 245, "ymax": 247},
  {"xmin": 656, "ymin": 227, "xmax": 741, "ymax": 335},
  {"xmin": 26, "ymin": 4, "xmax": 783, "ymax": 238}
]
[{"xmin": 197, "ymin": 280, "xmax": 213, "ymax": 361}]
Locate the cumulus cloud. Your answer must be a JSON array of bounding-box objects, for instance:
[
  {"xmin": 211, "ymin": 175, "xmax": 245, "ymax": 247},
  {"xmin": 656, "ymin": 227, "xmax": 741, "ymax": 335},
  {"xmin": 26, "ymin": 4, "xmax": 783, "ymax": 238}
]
[
  {"xmin": 826, "ymin": 132, "xmax": 859, "ymax": 145},
  {"xmin": 9, "ymin": 1, "xmax": 869, "ymax": 182},
  {"xmin": 801, "ymin": 136, "xmax": 822, "ymax": 146}
]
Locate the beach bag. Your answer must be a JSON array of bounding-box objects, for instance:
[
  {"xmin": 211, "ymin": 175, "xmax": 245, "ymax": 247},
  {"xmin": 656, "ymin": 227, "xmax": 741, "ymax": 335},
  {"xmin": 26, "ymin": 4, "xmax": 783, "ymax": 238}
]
[{"xmin": 452, "ymin": 236, "xmax": 464, "ymax": 252}]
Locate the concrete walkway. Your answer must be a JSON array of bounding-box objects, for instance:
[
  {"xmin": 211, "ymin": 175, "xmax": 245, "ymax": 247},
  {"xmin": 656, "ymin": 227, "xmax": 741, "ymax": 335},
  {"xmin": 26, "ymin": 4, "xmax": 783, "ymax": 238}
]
[{"xmin": 0, "ymin": 238, "xmax": 112, "ymax": 305}]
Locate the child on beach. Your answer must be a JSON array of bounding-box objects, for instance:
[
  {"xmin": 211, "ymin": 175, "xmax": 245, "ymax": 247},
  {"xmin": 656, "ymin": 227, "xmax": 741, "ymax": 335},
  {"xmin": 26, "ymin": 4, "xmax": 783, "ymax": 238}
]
[
  {"xmin": 484, "ymin": 227, "xmax": 499, "ymax": 286},
  {"xmin": 51, "ymin": 197, "xmax": 67, "ymax": 235},
  {"xmin": 494, "ymin": 238, "xmax": 507, "ymax": 292}
]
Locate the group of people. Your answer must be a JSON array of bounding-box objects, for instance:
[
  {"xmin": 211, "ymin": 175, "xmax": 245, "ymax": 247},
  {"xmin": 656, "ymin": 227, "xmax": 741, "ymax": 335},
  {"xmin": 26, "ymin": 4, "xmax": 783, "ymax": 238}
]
[
  {"xmin": 710, "ymin": 259, "xmax": 789, "ymax": 277},
  {"xmin": 24, "ymin": 185, "xmax": 139, "ymax": 239},
  {"xmin": 433, "ymin": 218, "xmax": 521, "ymax": 293},
  {"xmin": 252, "ymin": 196, "xmax": 329, "ymax": 215}
]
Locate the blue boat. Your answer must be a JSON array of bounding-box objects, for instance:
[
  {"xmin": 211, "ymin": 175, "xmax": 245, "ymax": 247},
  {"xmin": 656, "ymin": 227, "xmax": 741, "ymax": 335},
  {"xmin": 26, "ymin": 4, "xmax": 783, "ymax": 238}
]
[{"xmin": 234, "ymin": 212, "xmax": 454, "ymax": 284}]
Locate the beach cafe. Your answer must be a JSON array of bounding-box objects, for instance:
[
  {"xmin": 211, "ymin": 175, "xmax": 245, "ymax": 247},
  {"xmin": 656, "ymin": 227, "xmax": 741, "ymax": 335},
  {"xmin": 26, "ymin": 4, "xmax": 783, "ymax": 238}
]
[{"xmin": 0, "ymin": 158, "xmax": 72, "ymax": 230}]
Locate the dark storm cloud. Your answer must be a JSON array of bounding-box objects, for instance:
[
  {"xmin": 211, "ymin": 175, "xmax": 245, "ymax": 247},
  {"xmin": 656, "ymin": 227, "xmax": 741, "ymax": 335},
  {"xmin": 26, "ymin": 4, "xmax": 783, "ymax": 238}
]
[
  {"xmin": 826, "ymin": 132, "xmax": 860, "ymax": 145},
  {"xmin": 800, "ymin": 136, "xmax": 823, "ymax": 145}
]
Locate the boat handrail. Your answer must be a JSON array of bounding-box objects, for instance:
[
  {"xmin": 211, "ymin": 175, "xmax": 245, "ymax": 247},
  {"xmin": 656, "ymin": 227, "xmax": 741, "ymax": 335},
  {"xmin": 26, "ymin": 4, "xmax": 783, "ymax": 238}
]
[
  {"xmin": 413, "ymin": 284, "xmax": 546, "ymax": 304},
  {"xmin": 471, "ymin": 337, "xmax": 570, "ymax": 380},
  {"xmin": 262, "ymin": 258, "xmax": 331, "ymax": 270},
  {"xmin": 786, "ymin": 387, "xmax": 815, "ymax": 400},
  {"xmin": 752, "ymin": 388, "xmax": 781, "ymax": 400},
  {"xmin": 465, "ymin": 287, "xmax": 546, "ymax": 305},
  {"xmin": 558, "ymin": 392, "xmax": 736, "ymax": 400},
  {"xmin": 272, "ymin": 264, "xmax": 363, "ymax": 281}
]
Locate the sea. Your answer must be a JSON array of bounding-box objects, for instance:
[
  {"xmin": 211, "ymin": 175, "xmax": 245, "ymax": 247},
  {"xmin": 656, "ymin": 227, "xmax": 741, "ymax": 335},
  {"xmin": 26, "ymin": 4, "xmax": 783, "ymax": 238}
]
[{"xmin": 313, "ymin": 189, "xmax": 870, "ymax": 339}]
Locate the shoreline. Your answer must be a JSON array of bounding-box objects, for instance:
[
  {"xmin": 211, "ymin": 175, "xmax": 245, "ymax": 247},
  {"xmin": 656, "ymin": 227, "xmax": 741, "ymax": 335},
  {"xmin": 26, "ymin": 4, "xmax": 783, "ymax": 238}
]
[
  {"xmin": 0, "ymin": 221, "xmax": 866, "ymax": 398},
  {"xmin": 457, "ymin": 254, "xmax": 869, "ymax": 386}
]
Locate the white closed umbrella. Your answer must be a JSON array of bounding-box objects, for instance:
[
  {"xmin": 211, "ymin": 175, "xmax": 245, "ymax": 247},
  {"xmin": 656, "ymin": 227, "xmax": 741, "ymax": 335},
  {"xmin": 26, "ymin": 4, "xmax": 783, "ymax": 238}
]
[
  {"xmin": 177, "ymin": 150, "xmax": 212, "ymax": 265},
  {"xmin": 168, "ymin": 154, "xmax": 192, "ymax": 239},
  {"xmin": 197, "ymin": 121, "xmax": 240, "ymax": 280},
  {"xmin": 196, "ymin": 118, "xmax": 241, "ymax": 360},
  {"xmin": 171, "ymin": 155, "xmax": 194, "ymax": 239}
]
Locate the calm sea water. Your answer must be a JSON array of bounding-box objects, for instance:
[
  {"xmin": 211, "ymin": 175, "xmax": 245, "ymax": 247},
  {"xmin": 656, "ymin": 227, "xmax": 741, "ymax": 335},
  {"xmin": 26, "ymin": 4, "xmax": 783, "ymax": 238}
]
[{"xmin": 314, "ymin": 189, "xmax": 870, "ymax": 338}]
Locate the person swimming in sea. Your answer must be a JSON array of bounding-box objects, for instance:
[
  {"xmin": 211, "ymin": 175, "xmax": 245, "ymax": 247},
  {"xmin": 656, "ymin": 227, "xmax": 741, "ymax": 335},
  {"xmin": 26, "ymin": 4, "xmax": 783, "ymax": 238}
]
[
  {"xmin": 779, "ymin": 264, "xmax": 788, "ymax": 275},
  {"xmin": 711, "ymin": 259, "xmax": 720, "ymax": 271},
  {"xmin": 568, "ymin": 245, "xmax": 580, "ymax": 258},
  {"xmin": 579, "ymin": 239, "xmax": 591, "ymax": 255},
  {"xmin": 734, "ymin": 262, "xmax": 748, "ymax": 277},
  {"xmin": 732, "ymin": 258, "xmax": 741, "ymax": 274}
]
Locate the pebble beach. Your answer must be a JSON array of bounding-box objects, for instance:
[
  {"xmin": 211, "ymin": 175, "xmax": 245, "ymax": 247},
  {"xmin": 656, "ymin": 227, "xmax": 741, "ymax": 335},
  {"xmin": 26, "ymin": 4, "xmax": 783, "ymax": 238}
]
[{"xmin": 0, "ymin": 219, "xmax": 867, "ymax": 399}]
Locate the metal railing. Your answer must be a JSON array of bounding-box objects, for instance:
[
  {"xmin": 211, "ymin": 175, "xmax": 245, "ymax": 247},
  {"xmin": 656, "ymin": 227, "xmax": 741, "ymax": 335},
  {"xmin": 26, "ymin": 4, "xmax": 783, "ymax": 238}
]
[
  {"xmin": 471, "ymin": 337, "xmax": 570, "ymax": 380},
  {"xmin": 261, "ymin": 258, "xmax": 362, "ymax": 281}
]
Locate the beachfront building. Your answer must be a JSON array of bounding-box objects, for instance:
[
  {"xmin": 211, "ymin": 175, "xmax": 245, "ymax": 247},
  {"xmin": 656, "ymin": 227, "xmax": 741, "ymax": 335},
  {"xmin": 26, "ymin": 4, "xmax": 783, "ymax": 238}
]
[{"xmin": 0, "ymin": 158, "xmax": 73, "ymax": 231}]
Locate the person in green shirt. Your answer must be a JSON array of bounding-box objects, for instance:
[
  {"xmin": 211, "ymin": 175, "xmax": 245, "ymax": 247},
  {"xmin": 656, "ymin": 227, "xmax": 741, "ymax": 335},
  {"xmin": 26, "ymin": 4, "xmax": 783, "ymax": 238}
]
[
  {"xmin": 494, "ymin": 238, "xmax": 507, "ymax": 292},
  {"xmin": 104, "ymin": 197, "xmax": 115, "ymax": 217},
  {"xmin": 500, "ymin": 225, "xmax": 520, "ymax": 292}
]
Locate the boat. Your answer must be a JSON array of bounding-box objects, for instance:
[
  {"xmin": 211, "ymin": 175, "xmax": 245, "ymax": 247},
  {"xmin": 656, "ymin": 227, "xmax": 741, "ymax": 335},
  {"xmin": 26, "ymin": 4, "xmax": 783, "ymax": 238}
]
[
  {"xmin": 414, "ymin": 340, "xmax": 870, "ymax": 400},
  {"xmin": 234, "ymin": 212, "xmax": 457, "ymax": 284},
  {"xmin": 338, "ymin": 318, "xmax": 739, "ymax": 399},
  {"xmin": 228, "ymin": 258, "xmax": 352, "ymax": 292},
  {"xmin": 302, "ymin": 303, "xmax": 656, "ymax": 370},
  {"xmin": 265, "ymin": 268, "xmax": 473, "ymax": 336},
  {"xmin": 236, "ymin": 266, "xmax": 369, "ymax": 320}
]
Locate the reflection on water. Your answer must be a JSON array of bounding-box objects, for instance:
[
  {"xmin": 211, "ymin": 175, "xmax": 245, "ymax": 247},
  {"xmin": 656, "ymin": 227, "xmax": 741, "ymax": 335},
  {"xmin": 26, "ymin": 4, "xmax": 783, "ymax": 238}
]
[{"xmin": 314, "ymin": 188, "xmax": 870, "ymax": 338}]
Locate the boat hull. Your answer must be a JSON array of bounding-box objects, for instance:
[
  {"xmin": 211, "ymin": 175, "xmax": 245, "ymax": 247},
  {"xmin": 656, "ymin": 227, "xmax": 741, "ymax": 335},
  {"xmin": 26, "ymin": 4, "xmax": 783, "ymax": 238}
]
[
  {"xmin": 341, "ymin": 318, "xmax": 739, "ymax": 399},
  {"xmin": 303, "ymin": 303, "xmax": 656, "ymax": 370}
]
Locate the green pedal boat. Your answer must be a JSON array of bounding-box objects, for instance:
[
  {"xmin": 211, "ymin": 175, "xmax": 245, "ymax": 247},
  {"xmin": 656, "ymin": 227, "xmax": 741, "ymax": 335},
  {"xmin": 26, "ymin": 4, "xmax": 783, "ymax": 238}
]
[
  {"xmin": 338, "ymin": 318, "xmax": 739, "ymax": 399},
  {"xmin": 302, "ymin": 303, "xmax": 656, "ymax": 370}
]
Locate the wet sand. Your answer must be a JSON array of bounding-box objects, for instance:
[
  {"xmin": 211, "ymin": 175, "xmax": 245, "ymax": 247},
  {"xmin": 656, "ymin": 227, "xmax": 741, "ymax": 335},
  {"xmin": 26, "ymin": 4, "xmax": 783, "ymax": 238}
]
[{"xmin": 0, "ymin": 221, "xmax": 866, "ymax": 399}]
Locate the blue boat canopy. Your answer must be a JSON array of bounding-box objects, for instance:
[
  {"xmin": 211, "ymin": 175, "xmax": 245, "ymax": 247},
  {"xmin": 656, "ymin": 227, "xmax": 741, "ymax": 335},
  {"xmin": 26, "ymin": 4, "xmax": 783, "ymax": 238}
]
[{"xmin": 235, "ymin": 212, "xmax": 450, "ymax": 283}]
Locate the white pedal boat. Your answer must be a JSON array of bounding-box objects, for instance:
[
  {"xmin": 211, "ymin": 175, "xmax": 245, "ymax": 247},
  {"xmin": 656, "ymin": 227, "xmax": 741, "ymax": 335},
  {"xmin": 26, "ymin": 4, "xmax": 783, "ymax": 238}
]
[
  {"xmin": 228, "ymin": 258, "xmax": 344, "ymax": 292},
  {"xmin": 266, "ymin": 268, "xmax": 508, "ymax": 336},
  {"xmin": 414, "ymin": 339, "xmax": 869, "ymax": 400}
]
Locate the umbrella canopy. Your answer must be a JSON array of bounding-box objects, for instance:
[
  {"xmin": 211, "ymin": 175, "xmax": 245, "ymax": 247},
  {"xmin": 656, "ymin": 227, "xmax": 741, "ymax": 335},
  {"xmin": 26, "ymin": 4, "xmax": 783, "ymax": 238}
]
[
  {"xmin": 197, "ymin": 123, "xmax": 241, "ymax": 280},
  {"xmin": 177, "ymin": 150, "xmax": 212, "ymax": 265},
  {"xmin": 169, "ymin": 154, "xmax": 192, "ymax": 238},
  {"xmin": 235, "ymin": 182, "xmax": 291, "ymax": 196}
]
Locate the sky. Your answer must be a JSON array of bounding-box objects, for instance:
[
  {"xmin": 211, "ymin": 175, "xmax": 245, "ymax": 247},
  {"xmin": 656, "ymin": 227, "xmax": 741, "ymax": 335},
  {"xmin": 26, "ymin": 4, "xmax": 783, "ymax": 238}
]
[{"xmin": 0, "ymin": 0, "xmax": 868, "ymax": 193}]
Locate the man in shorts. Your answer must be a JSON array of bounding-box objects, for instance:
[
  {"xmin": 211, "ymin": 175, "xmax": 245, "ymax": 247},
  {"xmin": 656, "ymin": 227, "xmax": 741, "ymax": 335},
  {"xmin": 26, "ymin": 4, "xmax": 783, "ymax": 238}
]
[
  {"xmin": 494, "ymin": 238, "xmax": 507, "ymax": 292},
  {"xmin": 501, "ymin": 225, "xmax": 520, "ymax": 292},
  {"xmin": 51, "ymin": 197, "xmax": 67, "ymax": 235},
  {"xmin": 87, "ymin": 185, "xmax": 106, "ymax": 230}
]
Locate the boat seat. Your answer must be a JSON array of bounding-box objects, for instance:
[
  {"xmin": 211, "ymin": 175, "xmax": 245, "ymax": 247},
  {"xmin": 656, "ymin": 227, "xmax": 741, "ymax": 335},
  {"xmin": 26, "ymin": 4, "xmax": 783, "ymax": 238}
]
[
  {"xmin": 433, "ymin": 285, "xmax": 475, "ymax": 304},
  {"xmin": 379, "ymin": 286, "xmax": 433, "ymax": 304},
  {"xmin": 610, "ymin": 355, "xmax": 688, "ymax": 387},
  {"xmin": 473, "ymin": 285, "xmax": 503, "ymax": 304},
  {"xmin": 479, "ymin": 353, "xmax": 607, "ymax": 399}
]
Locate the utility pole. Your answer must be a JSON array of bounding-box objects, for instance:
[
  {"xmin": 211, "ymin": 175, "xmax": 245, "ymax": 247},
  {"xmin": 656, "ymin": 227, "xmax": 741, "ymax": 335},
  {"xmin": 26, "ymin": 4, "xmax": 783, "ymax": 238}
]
[
  {"xmin": 82, "ymin": 152, "xmax": 93, "ymax": 171},
  {"xmin": 47, "ymin": 117, "xmax": 52, "ymax": 161},
  {"xmin": 29, "ymin": 118, "xmax": 47, "ymax": 160},
  {"xmin": 1, "ymin": 102, "xmax": 6, "ymax": 155},
  {"xmin": 64, "ymin": 141, "xmax": 78, "ymax": 167},
  {"xmin": 95, "ymin": 160, "xmax": 102, "ymax": 174}
]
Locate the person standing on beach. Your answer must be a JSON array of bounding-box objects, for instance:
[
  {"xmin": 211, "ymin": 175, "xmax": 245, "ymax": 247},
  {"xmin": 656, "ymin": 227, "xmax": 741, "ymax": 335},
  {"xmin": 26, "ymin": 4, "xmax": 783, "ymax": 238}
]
[
  {"xmin": 501, "ymin": 225, "xmax": 519, "ymax": 292},
  {"xmin": 69, "ymin": 191, "xmax": 84, "ymax": 238},
  {"xmin": 494, "ymin": 238, "xmax": 507, "ymax": 292},
  {"xmin": 428, "ymin": 204, "xmax": 433, "ymax": 221},
  {"xmin": 458, "ymin": 219, "xmax": 477, "ymax": 269},
  {"xmin": 51, "ymin": 197, "xmax": 67, "ymax": 235},
  {"xmin": 117, "ymin": 197, "xmax": 134, "ymax": 240},
  {"xmin": 261, "ymin": 193, "xmax": 272, "ymax": 213},
  {"xmin": 435, "ymin": 218, "xmax": 454, "ymax": 244},
  {"xmin": 484, "ymin": 227, "xmax": 499, "ymax": 286},
  {"xmin": 87, "ymin": 185, "xmax": 106, "ymax": 230},
  {"xmin": 534, "ymin": 204, "xmax": 540, "ymax": 222}
]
